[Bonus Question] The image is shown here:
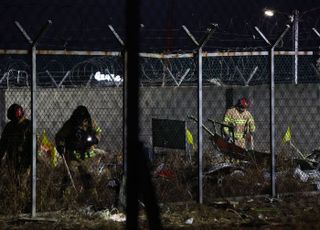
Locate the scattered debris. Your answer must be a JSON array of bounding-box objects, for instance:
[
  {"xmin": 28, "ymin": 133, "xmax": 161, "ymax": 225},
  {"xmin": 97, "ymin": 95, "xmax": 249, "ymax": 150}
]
[
  {"xmin": 95, "ymin": 209, "xmax": 126, "ymax": 222},
  {"xmin": 204, "ymin": 163, "xmax": 244, "ymax": 177},
  {"xmin": 106, "ymin": 179, "xmax": 119, "ymax": 188},
  {"xmin": 184, "ymin": 217, "xmax": 193, "ymax": 225},
  {"xmin": 156, "ymin": 169, "xmax": 174, "ymax": 178},
  {"xmin": 294, "ymin": 167, "xmax": 309, "ymax": 182}
]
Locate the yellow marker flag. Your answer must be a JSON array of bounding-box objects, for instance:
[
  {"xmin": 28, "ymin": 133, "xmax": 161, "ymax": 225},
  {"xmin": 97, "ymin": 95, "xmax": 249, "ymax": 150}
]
[
  {"xmin": 40, "ymin": 130, "xmax": 58, "ymax": 168},
  {"xmin": 51, "ymin": 148, "xmax": 58, "ymax": 168},
  {"xmin": 186, "ymin": 128, "xmax": 195, "ymax": 150},
  {"xmin": 282, "ymin": 127, "xmax": 291, "ymax": 143}
]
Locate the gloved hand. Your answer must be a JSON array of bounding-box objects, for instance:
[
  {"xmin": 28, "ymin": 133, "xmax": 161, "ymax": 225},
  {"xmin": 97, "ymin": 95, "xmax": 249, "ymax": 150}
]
[
  {"xmin": 89, "ymin": 134, "xmax": 99, "ymax": 145},
  {"xmin": 224, "ymin": 135, "xmax": 232, "ymax": 143},
  {"xmin": 57, "ymin": 145, "xmax": 65, "ymax": 156},
  {"xmin": 85, "ymin": 132, "xmax": 99, "ymax": 146},
  {"xmin": 246, "ymin": 134, "xmax": 253, "ymax": 142}
]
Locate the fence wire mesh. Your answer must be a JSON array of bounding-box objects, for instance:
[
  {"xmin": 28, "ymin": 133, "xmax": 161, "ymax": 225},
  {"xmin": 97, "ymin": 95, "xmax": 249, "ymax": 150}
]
[
  {"xmin": 0, "ymin": 0, "xmax": 320, "ymax": 217},
  {"xmin": 1, "ymin": 52, "xmax": 320, "ymax": 212}
]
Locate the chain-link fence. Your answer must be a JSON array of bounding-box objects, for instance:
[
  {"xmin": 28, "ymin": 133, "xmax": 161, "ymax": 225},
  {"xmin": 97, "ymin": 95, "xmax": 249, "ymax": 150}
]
[
  {"xmin": 0, "ymin": 0, "xmax": 320, "ymax": 217},
  {"xmin": 1, "ymin": 51, "xmax": 320, "ymax": 212}
]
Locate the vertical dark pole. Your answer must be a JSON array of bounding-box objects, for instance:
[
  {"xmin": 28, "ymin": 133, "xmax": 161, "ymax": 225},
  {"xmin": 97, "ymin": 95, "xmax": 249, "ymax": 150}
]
[
  {"xmin": 126, "ymin": 0, "xmax": 140, "ymax": 228},
  {"xmin": 293, "ymin": 10, "xmax": 299, "ymax": 85},
  {"xmin": 270, "ymin": 25, "xmax": 291, "ymax": 197},
  {"xmin": 255, "ymin": 25, "xmax": 290, "ymax": 197},
  {"xmin": 31, "ymin": 45, "xmax": 37, "ymax": 217},
  {"xmin": 123, "ymin": 50, "xmax": 128, "ymax": 176},
  {"xmin": 0, "ymin": 92, "xmax": 5, "ymax": 131},
  {"xmin": 197, "ymin": 47, "xmax": 203, "ymax": 203},
  {"xmin": 270, "ymin": 47, "xmax": 276, "ymax": 197},
  {"xmin": 15, "ymin": 20, "xmax": 51, "ymax": 217},
  {"xmin": 124, "ymin": 5, "xmax": 162, "ymax": 228},
  {"xmin": 125, "ymin": 0, "xmax": 162, "ymax": 229},
  {"xmin": 107, "ymin": 25, "xmax": 127, "ymax": 178},
  {"xmin": 182, "ymin": 25, "xmax": 215, "ymax": 204}
]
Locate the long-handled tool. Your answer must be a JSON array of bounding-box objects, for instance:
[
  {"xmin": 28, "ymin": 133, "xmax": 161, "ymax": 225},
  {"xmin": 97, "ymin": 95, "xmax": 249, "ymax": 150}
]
[
  {"xmin": 188, "ymin": 115, "xmax": 216, "ymax": 137},
  {"xmin": 250, "ymin": 136, "xmax": 254, "ymax": 151},
  {"xmin": 61, "ymin": 154, "xmax": 78, "ymax": 192},
  {"xmin": 247, "ymin": 134, "xmax": 254, "ymax": 151},
  {"xmin": 207, "ymin": 118, "xmax": 235, "ymax": 143}
]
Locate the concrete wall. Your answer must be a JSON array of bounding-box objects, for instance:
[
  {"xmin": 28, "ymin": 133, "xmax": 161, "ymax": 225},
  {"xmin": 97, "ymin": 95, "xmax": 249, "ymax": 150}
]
[{"xmin": 1, "ymin": 84, "xmax": 319, "ymax": 155}]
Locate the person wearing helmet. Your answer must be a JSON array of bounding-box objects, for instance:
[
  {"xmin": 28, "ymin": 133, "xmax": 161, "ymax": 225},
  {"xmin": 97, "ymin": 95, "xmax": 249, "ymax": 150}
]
[
  {"xmin": 223, "ymin": 97, "xmax": 255, "ymax": 149},
  {"xmin": 0, "ymin": 103, "xmax": 32, "ymax": 211},
  {"xmin": 55, "ymin": 105, "xmax": 102, "ymax": 204}
]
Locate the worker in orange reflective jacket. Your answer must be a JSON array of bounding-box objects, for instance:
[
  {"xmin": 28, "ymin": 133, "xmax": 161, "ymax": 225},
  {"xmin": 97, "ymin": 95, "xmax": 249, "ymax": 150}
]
[
  {"xmin": 223, "ymin": 97, "xmax": 255, "ymax": 149},
  {"xmin": 55, "ymin": 105, "xmax": 102, "ymax": 203}
]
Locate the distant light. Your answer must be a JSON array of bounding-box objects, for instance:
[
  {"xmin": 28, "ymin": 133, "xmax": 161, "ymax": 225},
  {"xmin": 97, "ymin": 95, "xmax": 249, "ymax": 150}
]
[
  {"xmin": 94, "ymin": 71, "xmax": 109, "ymax": 81},
  {"xmin": 94, "ymin": 71, "xmax": 123, "ymax": 82},
  {"xmin": 264, "ymin": 9, "xmax": 274, "ymax": 17},
  {"xmin": 113, "ymin": 75, "xmax": 123, "ymax": 82}
]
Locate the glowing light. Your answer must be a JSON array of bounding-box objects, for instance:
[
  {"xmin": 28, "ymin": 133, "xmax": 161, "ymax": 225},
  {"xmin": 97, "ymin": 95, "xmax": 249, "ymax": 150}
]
[
  {"xmin": 87, "ymin": 136, "xmax": 92, "ymax": 142},
  {"xmin": 264, "ymin": 9, "xmax": 274, "ymax": 17},
  {"xmin": 94, "ymin": 71, "xmax": 123, "ymax": 82}
]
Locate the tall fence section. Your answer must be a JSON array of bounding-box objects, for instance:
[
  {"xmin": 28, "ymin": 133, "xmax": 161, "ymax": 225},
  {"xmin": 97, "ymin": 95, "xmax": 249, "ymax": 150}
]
[{"xmin": 1, "ymin": 26, "xmax": 320, "ymax": 213}]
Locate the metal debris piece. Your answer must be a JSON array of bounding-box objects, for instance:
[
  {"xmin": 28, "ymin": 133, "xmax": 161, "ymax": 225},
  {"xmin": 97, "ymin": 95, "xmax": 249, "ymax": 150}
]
[
  {"xmin": 294, "ymin": 167, "xmax": 309, "ymax": 182},
  {"xmin": 95, "ymin": 209, "xmax": 126, "ymax": 222},
  {"xmin": 204, "ymin": 163, "xmax": 244, "ymax": 176},
  {"xmin": 106, "ymin": 179, "xmax": 119, "ymax": 188},
  {"xmin": 230, "ymin": 170, "xmax": 245, "ymax": 177},
  {"xmin": 263, "ymin": 171, "xmax": 288, "ymax": 180},
  {"xmin": 185, "ymin": 217, "xmax": 193, "ymax": 225}
]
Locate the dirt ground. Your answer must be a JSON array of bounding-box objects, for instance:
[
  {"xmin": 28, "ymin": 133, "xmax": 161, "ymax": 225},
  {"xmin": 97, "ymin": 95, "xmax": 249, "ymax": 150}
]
[{"xmin": 1, "ymin": 192, "xmax": 320, "ymax": 229}]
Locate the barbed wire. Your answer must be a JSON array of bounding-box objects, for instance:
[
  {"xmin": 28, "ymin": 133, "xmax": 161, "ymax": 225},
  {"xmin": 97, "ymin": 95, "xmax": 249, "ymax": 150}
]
[{"xmin": 0, "ymin": 51, "xmax": 319, "ymax": 88}]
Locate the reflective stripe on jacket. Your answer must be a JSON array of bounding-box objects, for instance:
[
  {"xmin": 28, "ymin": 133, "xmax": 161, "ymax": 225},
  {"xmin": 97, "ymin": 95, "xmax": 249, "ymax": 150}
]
[
  {"xmin": 223, "ymin": 107, "xmax": 255, "ymax": 140},
  {"xmin": 73, "ymin": 148, "xmax": 95, "ymax": 160}
]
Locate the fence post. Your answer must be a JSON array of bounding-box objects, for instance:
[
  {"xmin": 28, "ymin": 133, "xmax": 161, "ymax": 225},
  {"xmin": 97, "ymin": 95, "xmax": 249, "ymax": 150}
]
[
  {"xmin": 254, "ymin": 25, "xmax": 291, "ymax": 197},
  {"xmin": 108, "ymin": 25, "xmax": 128, "ymax": 177},
  {"xmin": 293, "ymin": 10, "xmax": 299, "ymax": 85},
  {"xmin": 182, "ymin": 24, "xmax": 217, "ymax": 204},
  {"xmin": 15, "ymin": 20, "xmax": 52, "ymax": 218}
]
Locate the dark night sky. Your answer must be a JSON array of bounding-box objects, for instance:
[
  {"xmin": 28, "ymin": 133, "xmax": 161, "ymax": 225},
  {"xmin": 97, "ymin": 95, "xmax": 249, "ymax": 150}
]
[{"xmin": 0, "ymin": 0, "xmax": 319, "ymax": 51}]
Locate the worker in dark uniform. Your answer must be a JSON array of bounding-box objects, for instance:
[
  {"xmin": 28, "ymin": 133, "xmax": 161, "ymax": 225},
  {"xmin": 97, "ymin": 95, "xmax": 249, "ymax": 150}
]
[
  {"xmin": 0, "ymin": 104, "xmax": 32, "ymax": 211},
  {"xmin": 55, "ymin": 105, "xmax": 102, "ymax": 204}
]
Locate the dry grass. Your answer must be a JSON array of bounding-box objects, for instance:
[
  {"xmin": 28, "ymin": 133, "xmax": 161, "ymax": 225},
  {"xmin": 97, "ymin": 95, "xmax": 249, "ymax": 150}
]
[
  {"xmin": 0, "ymin": 152, "xmax": 122, "ymax": 214},
  {"xmin": 0, "ymin": 146, "xmax": 316, "ymax": 215}
]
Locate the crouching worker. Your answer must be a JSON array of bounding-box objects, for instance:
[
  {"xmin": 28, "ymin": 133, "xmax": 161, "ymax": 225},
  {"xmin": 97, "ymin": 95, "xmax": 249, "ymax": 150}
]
[
  {"xmin": 55, "ymin": 105, "xmax": 102, "ymax": 205},
  {"xmin": 0, "ymin": 104, "xmax": 32, "ymax": 212}
]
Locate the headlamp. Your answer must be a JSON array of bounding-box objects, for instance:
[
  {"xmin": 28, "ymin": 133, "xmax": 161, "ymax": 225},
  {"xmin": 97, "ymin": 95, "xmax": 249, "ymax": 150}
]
[{"xmin": 87, "ymin": 135, "xmax": 93, "ymax": 142}]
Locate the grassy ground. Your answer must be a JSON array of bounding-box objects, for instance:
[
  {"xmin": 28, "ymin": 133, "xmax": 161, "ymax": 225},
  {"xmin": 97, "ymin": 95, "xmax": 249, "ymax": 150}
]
[
  {"xmin": 1, "ymin": 193, "xmax": 320, "ymax": 229},
  {"xmin": 0, "ymin": 147, "xmax": 318, "ymax": 229}
]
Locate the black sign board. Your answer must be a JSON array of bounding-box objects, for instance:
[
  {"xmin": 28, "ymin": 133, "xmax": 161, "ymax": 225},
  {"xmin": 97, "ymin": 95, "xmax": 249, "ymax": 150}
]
[{"xmin": 152, "ymin": 118, "xmax": 186, "ymax": 150}]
